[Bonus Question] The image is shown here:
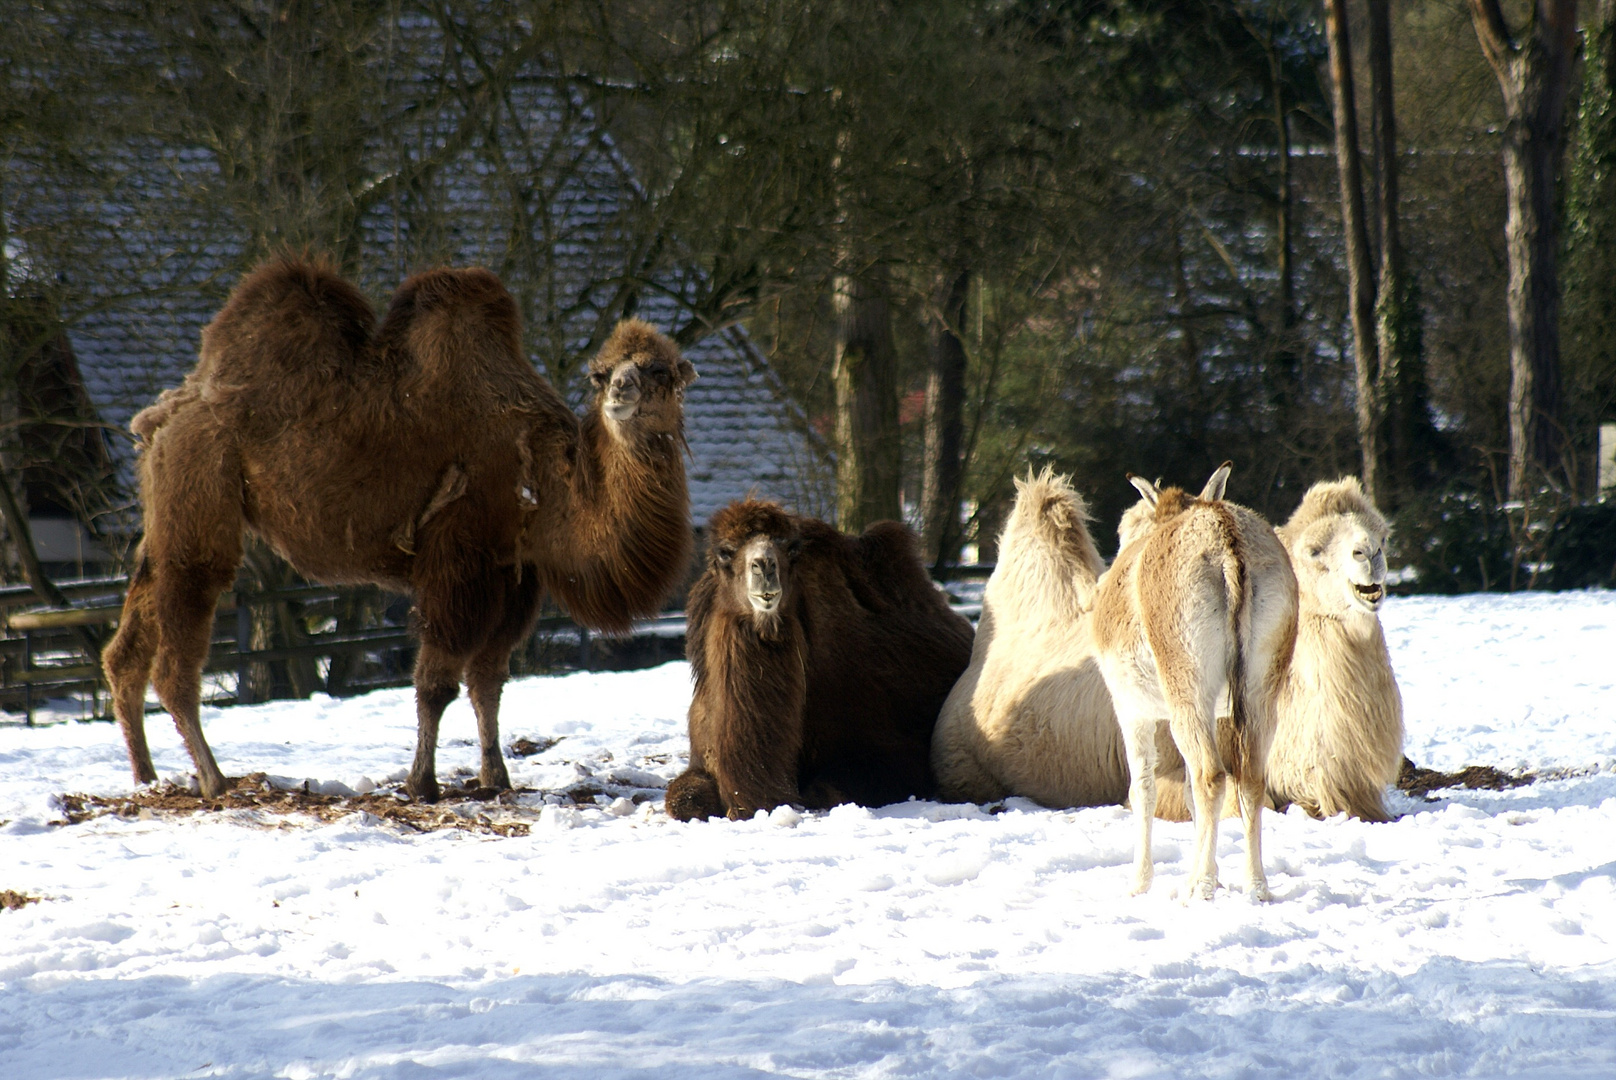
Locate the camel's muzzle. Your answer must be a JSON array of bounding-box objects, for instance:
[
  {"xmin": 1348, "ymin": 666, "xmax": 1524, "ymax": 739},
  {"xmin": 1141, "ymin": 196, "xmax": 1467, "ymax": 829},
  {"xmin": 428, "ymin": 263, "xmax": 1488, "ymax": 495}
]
[
  {"xmin": 604, "ymin": 364, "xmax": 643, "ymax": 422},
  {"xmin": 746, "ymin": 553, "xmax": 782, "ymax": 614},
  {"xmin": 1353, "ymin": 581, "xmax": 1385, "ymax": 608}
]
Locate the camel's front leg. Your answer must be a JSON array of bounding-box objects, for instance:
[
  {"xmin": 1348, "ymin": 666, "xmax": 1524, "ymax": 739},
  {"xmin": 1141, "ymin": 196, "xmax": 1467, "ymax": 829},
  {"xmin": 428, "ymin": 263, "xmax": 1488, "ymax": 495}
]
[{"xmin": 408, "ymin": 645, "xmax": 461, "ymax": 802}]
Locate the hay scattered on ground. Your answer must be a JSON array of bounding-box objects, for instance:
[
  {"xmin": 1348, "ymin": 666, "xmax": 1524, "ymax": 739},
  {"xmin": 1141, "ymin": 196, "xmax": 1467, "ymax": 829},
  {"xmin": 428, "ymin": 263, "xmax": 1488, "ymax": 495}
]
[
  {"xmin": 58, "ymin": 773, "xmax": 543, "ymax": 836},
  {"xmin": 1397, "ymin": 757, "xmax": 1534, "ymax": 798},
  {"xmin": 1, "ymin": 889, "xmax": 42, "ymax": 911}
]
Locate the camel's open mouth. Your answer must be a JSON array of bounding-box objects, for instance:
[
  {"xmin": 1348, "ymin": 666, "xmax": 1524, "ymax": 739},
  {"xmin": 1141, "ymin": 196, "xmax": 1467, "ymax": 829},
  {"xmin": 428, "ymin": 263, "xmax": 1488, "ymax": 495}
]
[
  {"xmin": 748, "ymin": 590, "xmax": 781, "ymax": 613},
  {"xmin": 1354, "ymin": 582, "xmax": 1385, "ymax": 607}
]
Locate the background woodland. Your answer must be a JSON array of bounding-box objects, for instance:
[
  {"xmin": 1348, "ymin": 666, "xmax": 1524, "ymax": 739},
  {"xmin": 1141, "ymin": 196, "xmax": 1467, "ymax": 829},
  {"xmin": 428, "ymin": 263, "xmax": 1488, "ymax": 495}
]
[{"xmin": 4, "ymin": 0, "xmax": 1616, "ymax": 592}]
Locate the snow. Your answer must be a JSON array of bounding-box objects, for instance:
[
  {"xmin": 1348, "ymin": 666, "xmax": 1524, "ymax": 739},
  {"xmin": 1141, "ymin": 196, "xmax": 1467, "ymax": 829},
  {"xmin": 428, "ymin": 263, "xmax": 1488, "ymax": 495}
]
[{"xmin": 4, "ymin": 591, "xmax": 1616, "ymax": 1078}]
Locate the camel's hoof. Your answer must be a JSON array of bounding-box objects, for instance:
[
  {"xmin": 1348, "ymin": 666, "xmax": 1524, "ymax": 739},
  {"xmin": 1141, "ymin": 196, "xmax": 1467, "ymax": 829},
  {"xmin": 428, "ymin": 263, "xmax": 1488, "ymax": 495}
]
[
  {"xmin": 1248, "ymin": 879, "xmax": 1272, "ymax": 903},
  {"xmin": 480, "ymin": 766, "xmax": 512, "ymax": 792},
  {"xmin": 1187, "ymin": 877, "xmax": 1219, "ymax": 902},
  {"xmin": 197, "ymin": 773, "xmax": 232, "ymax": 799},
  {"xmin": 1129, "ymin": 872, "xmax": 1155, "ymax": 896},
  {"xmin": 407, "ymin": 776, "xmax": 441, "ymax": 803}
]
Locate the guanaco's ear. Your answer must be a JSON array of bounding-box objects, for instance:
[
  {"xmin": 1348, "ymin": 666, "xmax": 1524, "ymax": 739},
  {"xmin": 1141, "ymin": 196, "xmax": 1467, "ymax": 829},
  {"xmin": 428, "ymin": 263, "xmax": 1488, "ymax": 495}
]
[
  {"xmin": 1127, "ymin": 473, "xmax": 1160, "ymax": 508},
  {"xmin": 1200, "ymin": 461, "xmax": 1232, "ymax": 502}
]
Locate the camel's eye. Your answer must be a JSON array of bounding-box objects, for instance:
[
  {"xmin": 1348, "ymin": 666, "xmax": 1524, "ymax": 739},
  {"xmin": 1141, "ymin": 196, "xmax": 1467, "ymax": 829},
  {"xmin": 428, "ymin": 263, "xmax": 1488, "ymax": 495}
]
[
  {"xmin": 1309, "ymin": 547, "xmax": 1324, "ymax": 559},
  {"xmin": 644, "ymin": 362, "xmax": 671, "ymax": 384},
  {"xmin": 785, "ymin": 538, "xmax": 804, "ymax": 560},
  {"xmin": 589, "ymin": 370, "xmax": 609, "ymax": 389},
  {"xmin": 716, "ymin": 544, "xmax": 735, "ymax": 568}
]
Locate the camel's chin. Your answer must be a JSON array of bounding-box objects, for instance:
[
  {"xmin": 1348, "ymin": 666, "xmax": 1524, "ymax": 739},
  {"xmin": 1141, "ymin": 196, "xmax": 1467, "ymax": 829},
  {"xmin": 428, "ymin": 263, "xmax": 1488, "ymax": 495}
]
[
  {"xmin": 748, "ymin": 593, "xmax": 780, "ymax": 616},
  {"xmin": 604, "ymin": 401, "xmax": 639, "ymax": 423}
]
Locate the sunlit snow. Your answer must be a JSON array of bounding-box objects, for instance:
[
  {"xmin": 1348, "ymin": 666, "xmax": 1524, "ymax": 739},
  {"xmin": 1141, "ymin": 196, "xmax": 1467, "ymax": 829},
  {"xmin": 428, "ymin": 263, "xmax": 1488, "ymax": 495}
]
[{"xmin": 3, "ymin": 591, "xmax": 1615, "ymax": 1078}]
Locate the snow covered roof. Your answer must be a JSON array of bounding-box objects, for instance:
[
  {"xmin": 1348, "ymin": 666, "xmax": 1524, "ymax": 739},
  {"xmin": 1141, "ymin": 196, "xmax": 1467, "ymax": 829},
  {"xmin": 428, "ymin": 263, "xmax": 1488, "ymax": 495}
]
[{"xmin": 15, "ymin": 40, "xmax": 829, "ymax": 530}]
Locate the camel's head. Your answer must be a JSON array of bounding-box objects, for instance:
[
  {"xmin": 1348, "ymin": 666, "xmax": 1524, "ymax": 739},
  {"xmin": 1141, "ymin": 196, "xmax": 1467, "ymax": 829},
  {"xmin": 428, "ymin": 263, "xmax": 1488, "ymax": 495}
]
[
  {"xmin": 588, "ymin": 319, "xmax": 697, "ymax": 439},
  {"xmin": 1278, "ymin": 477, "xmax": 1390, "ymax": 620},
  {"xmin": 707, "ymin": 499, "xmax": 804, "ymax": 640}
]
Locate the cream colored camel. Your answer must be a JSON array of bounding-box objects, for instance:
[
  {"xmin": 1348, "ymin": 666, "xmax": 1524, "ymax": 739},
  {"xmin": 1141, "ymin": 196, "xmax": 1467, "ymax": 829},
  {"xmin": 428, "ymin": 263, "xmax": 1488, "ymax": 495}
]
[
  {"xmin": 1264, "ymin": 478, "xmax": 1404, "ymax": 819},
  {"xmin": 1092, "ymin": 463, "xmax": 1297, "ymax": 899},
  {"xmin": 1154, "ymin": 477, "xmax": 1405, "ymax": 822},
  {"xmin": 931, "ymin": 469, "xmax": 1129, "ymax": 806}
]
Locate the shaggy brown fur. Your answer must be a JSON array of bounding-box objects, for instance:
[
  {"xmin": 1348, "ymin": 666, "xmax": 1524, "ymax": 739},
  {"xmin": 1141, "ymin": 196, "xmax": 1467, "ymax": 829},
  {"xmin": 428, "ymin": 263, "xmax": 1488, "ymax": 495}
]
[
  {"xmin": 665, "ymin": 500, "xmax": 974, "ymax": 821},
  {"xmin": 104, "ymin": 255, "xmax": 695, "ymax": 801}
]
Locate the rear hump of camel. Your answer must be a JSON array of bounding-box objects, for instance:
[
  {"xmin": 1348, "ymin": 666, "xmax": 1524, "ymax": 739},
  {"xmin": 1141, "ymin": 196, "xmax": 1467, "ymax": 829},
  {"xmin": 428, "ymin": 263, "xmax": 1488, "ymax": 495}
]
[{"xmin": 104, "ymin": 254, "xmax": 696, "ymax": 802}]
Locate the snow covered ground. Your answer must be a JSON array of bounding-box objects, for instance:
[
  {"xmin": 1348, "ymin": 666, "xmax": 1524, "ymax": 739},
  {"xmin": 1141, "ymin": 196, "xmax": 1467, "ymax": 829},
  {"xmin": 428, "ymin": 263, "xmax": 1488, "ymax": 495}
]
[{"xmin": 3, "ymin": 590, "xmax": 1616, "ymax": 1079}]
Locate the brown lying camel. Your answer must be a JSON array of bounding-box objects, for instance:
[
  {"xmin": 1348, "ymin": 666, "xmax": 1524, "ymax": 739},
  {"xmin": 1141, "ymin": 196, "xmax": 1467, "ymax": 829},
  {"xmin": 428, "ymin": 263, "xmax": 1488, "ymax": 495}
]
[
  {"xmin": 664, "ymin": 500, "xmax": 974, "ymax": 821},
  {"xmin": 103, "ymin": 255, "xmax": 695, "ymax": 801},
  {"xmin": 1092, "ymin": 464, "xmax": 1297, "ymax": 899}
]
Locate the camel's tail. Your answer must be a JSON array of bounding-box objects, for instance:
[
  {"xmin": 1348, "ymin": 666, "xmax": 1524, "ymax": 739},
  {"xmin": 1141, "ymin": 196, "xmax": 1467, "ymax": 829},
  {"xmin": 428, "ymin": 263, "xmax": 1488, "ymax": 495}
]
[{"xmin": 1214, "ymin": 504, "xmax": 1254, "ymax": 783}]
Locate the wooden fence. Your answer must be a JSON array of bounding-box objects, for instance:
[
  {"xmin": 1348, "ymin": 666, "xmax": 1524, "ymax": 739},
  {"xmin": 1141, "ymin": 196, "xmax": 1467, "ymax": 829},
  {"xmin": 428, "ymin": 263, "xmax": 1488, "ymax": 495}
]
[{"xmin": 0, "ymin": 566, "xmax": 991, "ymax": 725}]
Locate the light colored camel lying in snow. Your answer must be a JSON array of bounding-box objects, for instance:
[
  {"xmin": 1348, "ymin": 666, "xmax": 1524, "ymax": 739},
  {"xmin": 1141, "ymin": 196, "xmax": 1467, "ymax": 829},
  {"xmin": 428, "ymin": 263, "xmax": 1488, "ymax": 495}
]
[
  {"xmin": 1155, "ymin": 477, "xmax": 1405, "ymax": 821},
  {"xmin": 931, "ymin": 469, "xmax": 1129, "ymax": 807}
]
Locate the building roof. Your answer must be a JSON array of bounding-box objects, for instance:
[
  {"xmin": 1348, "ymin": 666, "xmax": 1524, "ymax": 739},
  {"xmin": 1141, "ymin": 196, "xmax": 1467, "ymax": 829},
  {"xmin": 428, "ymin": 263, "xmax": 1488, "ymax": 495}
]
[{"xmin": 12, "ymin": 32, "xmax": 829, "ymax": 533}]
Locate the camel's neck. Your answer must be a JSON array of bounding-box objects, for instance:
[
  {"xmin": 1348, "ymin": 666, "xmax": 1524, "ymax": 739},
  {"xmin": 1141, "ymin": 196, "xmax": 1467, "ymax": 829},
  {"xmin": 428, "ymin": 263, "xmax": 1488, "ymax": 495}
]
[
  {"xmin": 540, "ymin": 409, "xmax": 691, "ymax": 633},
  {"xmin": 1288, "ymin": 607, "xmax": 1401, "ymax": 732}
]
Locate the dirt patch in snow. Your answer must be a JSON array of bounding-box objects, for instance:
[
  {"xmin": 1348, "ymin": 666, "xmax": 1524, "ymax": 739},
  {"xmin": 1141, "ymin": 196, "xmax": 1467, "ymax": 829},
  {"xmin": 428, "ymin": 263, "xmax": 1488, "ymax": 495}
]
[
  {"xmin": 1, "ymin": 889, "xmax": 42, "ymax": 911},
  {"xmin": 1397, "ymin": 757, "xmax": 1535, "ymax": 798},
  {"xmin": 57, "ymin": 773, "xmax": 538, "ymax": 836}
]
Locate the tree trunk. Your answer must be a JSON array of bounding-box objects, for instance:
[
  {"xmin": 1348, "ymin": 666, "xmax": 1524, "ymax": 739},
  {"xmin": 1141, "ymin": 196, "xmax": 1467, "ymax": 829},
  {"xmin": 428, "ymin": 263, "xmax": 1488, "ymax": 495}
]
[
  {"xmin": 832, "ymin": 265, "xmax": 902, "ymax": 532},
  {"xmin": 1324, "ymin": 0, "xmax": 1383, "ymax": 504},
  {"xmin": 922, "ymin": 267, "xmax": 970, "ymax": 568},
  {"xmin": 1469, "ymin": 0, "xmax": 1578, "ymax": 499},
  {"xmin": 1564, "ymin": 0, "xmax": 1616, "ymax": 496},
  {"xmin": 1368, "ymin": 0, "xmax": 1437, "ymax": 506}
]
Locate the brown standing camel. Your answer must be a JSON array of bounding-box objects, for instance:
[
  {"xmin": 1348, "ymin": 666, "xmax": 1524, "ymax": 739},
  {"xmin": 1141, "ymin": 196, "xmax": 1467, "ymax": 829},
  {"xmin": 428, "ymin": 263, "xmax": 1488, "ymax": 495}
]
[
  {"xmin": 664, "ymin": 500, "xmax": 974, "ymax": 821},
  {"xmin": 103, "ymin": 255, "xmax": 695, "ymax": 801}
]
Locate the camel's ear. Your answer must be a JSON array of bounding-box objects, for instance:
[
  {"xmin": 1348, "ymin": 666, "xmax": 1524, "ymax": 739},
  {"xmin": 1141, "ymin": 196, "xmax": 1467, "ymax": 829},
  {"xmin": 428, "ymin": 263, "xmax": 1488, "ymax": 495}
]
[
  {"xmin": 1199, "ymin": 461, "xmax": 1232, "ymax": 502},
  {"xmin": 676, "ymin": 359, "xmax": 698, "ymax": 388},
  {"xmin": 1127, "ymin": 473, "xmax": 1160, "ymax": 508}
]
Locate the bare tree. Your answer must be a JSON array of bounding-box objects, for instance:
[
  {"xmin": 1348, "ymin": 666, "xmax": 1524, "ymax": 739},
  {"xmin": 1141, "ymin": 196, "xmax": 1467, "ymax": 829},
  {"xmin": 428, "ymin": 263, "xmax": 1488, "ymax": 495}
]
[
  {"xmin": 921, "ymin": 267, "xmax": 970, "ymax": 566},
  {"xmin": 1468, "ymin": 0, "xmax": 1579, "ymax": 498},
  {"xmin": 1324, "ymin": 0, "xmax": 1383, "ymax": 503}
]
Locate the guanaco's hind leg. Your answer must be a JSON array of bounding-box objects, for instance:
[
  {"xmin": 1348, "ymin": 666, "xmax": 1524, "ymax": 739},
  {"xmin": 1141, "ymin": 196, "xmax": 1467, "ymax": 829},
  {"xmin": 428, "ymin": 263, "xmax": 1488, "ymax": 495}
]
[{"xmin": 103, "ymin": 561, "xmax": 160, "ymax": 785}]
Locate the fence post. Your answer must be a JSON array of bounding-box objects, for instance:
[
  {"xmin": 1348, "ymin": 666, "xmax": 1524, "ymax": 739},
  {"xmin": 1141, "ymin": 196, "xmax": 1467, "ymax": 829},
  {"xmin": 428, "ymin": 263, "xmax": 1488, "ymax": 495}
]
[
  {"xmin": 578, "ymin": 626, "xmax": 591, "ymax": 671},
  {"xmin": 235, "ymin": 591, "xmax": 253, "ymax": 705},
  {"xmin": 23, "ymin": 629, "xmax": 33, "ymax": 726}
]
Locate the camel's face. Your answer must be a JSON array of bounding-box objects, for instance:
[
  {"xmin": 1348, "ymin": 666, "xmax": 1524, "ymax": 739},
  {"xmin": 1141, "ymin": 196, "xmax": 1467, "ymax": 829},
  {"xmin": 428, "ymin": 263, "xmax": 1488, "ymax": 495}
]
[
  {"xmin": 590, "ymin": 351, "xmax": 697, "ymax": 433},
  {"xmin": 1294, "ymin": 515, "xmax": 1388, "ymax": 618},
  {"xmin": 714, "ymin": 530, "xmax": 802, "ymax": 636}
]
